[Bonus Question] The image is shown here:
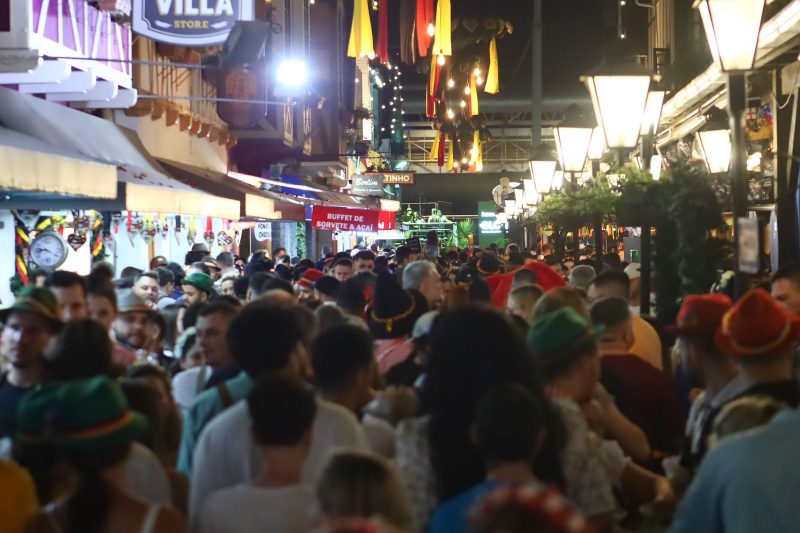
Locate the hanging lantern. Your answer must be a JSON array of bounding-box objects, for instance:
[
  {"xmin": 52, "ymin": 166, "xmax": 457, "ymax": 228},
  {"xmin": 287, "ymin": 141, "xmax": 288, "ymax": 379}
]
[
  {"xmin": 640, "ymin": 89, "xmax": 666, "ymax": 136},
  {"xmin": 694, "ymin": 0, "xmax": 766, "ymax": 72},
  {"xmin": 553, "ymin": 113, "xmax": 594, "ymax": 174},
  {"xmin": 582, "ymin": 62, "xmax": 651, "ymax": 150},
  {"xmin": 527, "ymin": 143, "xmax": 558, "ymax": 195},
  {"xmin": 587, "ymin": 127, "xmax": 606, "ymax": 161}
]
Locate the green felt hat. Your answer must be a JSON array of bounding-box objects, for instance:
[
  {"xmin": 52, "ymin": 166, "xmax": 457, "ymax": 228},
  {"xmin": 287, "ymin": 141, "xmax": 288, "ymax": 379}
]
[
  {"xmin": 527, "ymin": 307, "xmax": 604, "ymax": 360},
  {"xmin": 46, "ymin": 376, "xmax": 147, "ymax": 451},
  {"xmin": 15, "ymin": 384, "xmax": 62, "ymax": 444},
  {"xmin": 0, "ymin": 287, "xmax": 61, "ymax": 330},
  {"xmin": 182, "ymin": 272, "xmax": 214, "ymax": 294}
]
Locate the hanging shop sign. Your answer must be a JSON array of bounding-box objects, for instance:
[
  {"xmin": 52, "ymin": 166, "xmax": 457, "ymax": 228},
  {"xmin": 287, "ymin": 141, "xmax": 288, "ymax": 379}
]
[
  {"xmin": 477, "ymin": 201, "xmax": 503, "ymax": 248},
  {"xmin": 133, "ymin": 0, "xmax": 255, "ymax": 46},
  {"xmin": 366, "ymin": 172, "xmax": 415, "ymax": 185},
  {"xmin": 352, "ymin": 174, "xmax": 385, "ymax": 196},
  {"xmin": 254, "ymin": 222, "xmax": 272, "ymax": 242},
  {"xmin": 312, "ymin": 206, "xmax": 395, "ymax": 233}
]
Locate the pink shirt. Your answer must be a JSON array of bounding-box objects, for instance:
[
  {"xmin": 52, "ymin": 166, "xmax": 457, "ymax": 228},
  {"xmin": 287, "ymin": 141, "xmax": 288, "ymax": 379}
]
[{"xmin": 374, "ymin": 337, "xmax": 414, "ymax": 375}]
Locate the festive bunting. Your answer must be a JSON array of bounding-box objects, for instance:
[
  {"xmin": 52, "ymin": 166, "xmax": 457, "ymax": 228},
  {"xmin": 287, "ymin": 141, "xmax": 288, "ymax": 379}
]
[
  {"xmin": 431, "ymin": 0, "xmax": 451, "ymax": 56},
  {"xmin": 416, "ymin": 0, "xmax": 434, "ymax": 57},
  {"xmin": 485, "ymin": 37, "xmax": 499, "ymax": 94},
  {"xmin": 348, "ymin": 0, "xmax": 375, "ymax": 59}
]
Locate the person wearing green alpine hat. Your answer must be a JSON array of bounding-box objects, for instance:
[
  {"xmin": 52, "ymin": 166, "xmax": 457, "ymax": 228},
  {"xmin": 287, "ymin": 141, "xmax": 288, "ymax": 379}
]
[
  {"xmin": 527, "ymin": 307, "xmax": 674, "ymax": 528},
  {"xmin": 23, "ymin": 376, "xmax": 185, "ymax": 532},
  {"xmin": 0, "ymin": 287, "xmax": 61, "ymax": 437},
  {"xmin": 182, "ymin": 272, "xmax": 214, "ymax": 306}
]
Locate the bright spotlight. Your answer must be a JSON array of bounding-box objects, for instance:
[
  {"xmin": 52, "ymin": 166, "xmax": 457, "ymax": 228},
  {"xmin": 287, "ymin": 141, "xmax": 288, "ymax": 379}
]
[{"xmin": 276, "ymin": 59, "xmax": 308, "ymax": 86}]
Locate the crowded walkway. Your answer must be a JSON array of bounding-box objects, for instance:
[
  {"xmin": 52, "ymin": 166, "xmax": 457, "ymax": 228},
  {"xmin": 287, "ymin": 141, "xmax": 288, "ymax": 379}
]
[{"xmin": 1, "ymin": 242, "xmax": 799, "ymax": 533}]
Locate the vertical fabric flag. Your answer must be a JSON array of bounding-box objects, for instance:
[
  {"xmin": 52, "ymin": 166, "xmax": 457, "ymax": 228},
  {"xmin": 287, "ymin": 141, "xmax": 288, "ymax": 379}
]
[
  {"xmin": 348, "ymin": 0, "xmax": 375, "ymax": 58},
  {"xmin": 431, "ymin": 0, "xmax": 451, "ymax": 56},
  {"xmin": 427, "ymin": 59, "xmax": 441, "ymax": 118},
  {"xmin": 469, "ymin": 74, "xmax": 479, "ymax": 116},
  {"xmin": 485, "ymin": 38, "xmax": 500, "ymax": 94},
  {"xmin": 399, "ymin": 0, "xmax": 416, "ymax": 64},
  {"xmin": 377, "ymin": 0, "xmax": 389, "ymax": 64},
  {"xmin": 447, "ymin": 138, "xmax": 454, "ymax": 170},
  {"xmin": 416, "ymin": 0, "xmax": 434, "ymax": 57},
  {"xmin": 429, "ymin": 130, "xmax": 441, "ymax": 161}
]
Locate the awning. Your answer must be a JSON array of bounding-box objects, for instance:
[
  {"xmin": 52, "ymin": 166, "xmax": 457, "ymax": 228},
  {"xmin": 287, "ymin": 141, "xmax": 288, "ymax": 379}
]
[
  {"xmin": 158, "ymin": 160, "xmax": 306, "ymax": 221},
  {"xmin": 0, "ymin": 127, "xmax": 117, "ymax": 199},
  {"xmin": 0, "ymin": 87, "xmax": 241, "ymax": 217},
  {"xmin": 658, "ymin": 0, "xmax": 800, "ymax": 143}
]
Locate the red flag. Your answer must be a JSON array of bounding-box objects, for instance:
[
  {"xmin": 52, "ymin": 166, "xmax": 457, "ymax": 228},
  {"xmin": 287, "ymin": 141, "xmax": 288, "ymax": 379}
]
[
  {"xmin": 416, "ymin": 0, "xmax": 434, "ymax": 57},
  {"xmin": 377, "ymin": 0, "xmax": 389, "ymax": 64}
]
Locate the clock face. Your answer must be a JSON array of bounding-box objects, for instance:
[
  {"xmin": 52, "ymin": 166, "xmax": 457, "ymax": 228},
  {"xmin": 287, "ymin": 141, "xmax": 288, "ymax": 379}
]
[{"xmin": 30, "ymin": 232, "xmax": 67, "ymax": 269}]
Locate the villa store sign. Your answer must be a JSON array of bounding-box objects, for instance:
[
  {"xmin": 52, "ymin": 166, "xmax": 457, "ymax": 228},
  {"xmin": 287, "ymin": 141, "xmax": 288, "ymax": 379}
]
[{"xmin": 133, "ymin": 0, "xmax": 255, "ymax": 45}]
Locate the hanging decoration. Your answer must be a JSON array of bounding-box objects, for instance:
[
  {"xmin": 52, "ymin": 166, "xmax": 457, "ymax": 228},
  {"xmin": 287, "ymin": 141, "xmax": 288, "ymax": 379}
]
[
  {"xmin": 174, "ymin": 215, "xmax": 184, "ymax": 243},
  {"xmin": 485, "ymin": 38, "xmax": 499, "ymax": 94},
  {"xmin": 431, "ymin": 0, "xmax": 452, "ymax": 56},
  {"xmin": 12, "ymin": 212, "xmax": 30, "ymax": 287},
  {"xmin": 399, "ymin": 0, "xmax": 416, "ymax": 64},
  {"xmin": 111, "ymin": 212, "xmax": 122, "ymax": 234},
  {"xmin": 204, "ymin": 217, "xmax": 215, "ymax": 248},
  {"xmin": 416, "ymin": 0, "xmax": 434, "ymax": 57},
  {"xmin": 160, "ymin": 215, "xmax": 169, "ymax": 239},
  {"xmin": 142, "ymin": 216, "xmax": 157, "ymax": 245},
  {"xmin": 377, "ymin": 0, "xmax": 390, "ymax": 64},
  {"xmin": 187, "ymin": 216, "xmax": 196, "ymax": 247},
  {"xmin": 128, "ymin": 212, "xmax": 144, "ymax": 246},
  {"xmin": 67, "ymin": 233, "xmax": 87, "ymax": 252},
  {"xmin": 348, "ymin": 0, "xmax": 375, "ymax": 59},
  {"xmin": 217, "ymin": 230, "xmax": 234, "ymax": 248}
]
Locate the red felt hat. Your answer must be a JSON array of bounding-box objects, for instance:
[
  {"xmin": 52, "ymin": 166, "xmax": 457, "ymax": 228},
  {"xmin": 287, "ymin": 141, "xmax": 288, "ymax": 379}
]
[
  {"xmin": 298, "ymin": 268, "xmax": 326, "ymax": 290},
  {"xmin": 666, "ymin": 293, "xmax": 733, "ymax": 337},
  {"xmin": 715, "ymin": 288, "xmax": 800, "ymax": 358}
]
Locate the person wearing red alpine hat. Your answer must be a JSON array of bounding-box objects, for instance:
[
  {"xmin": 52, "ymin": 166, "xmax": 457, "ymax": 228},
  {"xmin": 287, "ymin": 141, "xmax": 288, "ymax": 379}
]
[{"xmin": 667, "ymin": 293, "xmax": 745, "ymax": 477}]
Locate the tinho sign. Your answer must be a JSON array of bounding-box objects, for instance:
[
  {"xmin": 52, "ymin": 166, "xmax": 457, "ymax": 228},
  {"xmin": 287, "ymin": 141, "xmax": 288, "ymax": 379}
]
[{"xmin": 133, "ymin": 0, "xmax": 255, "ymax": 46}]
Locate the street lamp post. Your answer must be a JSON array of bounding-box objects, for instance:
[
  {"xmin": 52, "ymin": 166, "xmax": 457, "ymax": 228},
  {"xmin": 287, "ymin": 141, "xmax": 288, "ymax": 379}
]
[
  {"xmin": 553, "ymin": 113, "xmax": 594, "ymax": 259},
  {"xmin": 583, "ymin": 60, "xmax": 652, "ymax": 311},
  {"xmin": 694, "ymin": 0, "xmax": 766, "ymax": 299}
]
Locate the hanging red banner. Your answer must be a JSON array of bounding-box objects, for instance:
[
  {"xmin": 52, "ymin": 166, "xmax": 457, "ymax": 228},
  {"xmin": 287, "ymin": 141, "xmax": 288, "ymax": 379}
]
[{"xmin": 312, "ymin": 207, "xmax": 396, "ymax": 232}]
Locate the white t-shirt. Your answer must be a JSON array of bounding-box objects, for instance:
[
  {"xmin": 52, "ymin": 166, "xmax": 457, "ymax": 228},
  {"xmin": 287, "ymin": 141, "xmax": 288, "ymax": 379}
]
[
  {"xmin": 189, "ymin": 398, "xmax": 368, "ymax": 529},
  {"xmin": 199, "ymin": 484, "xmax": 314, "ymax": 533},
  {"xmin": 126, "ymin": 442, "xmax": 172, "ymax": 505},
  {"xmin": 172, "ymin": 366, "xmax": 211, "ymax": 417}
]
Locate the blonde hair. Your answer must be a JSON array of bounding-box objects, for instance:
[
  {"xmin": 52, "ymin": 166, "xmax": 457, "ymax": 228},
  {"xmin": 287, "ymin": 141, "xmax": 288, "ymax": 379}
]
[
  {"xmin": 531, "ymin": 286, "xmax": 589, "ymax": 322},
  {"xmin": 317, "ymin": 450, "xmax": 412, "ymax": 530},
  {"xmin": 708, "ymin": 395, "xmax": 786, "ymax": 449}
]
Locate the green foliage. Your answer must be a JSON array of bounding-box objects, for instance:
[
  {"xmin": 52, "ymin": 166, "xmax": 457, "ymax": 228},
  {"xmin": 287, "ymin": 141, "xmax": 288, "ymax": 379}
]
[
  {"xmin": 530, "ymin": 177, "xmax": 618, "ymax": 230},
  {"xmin": 454, "ymin": 219, "xmax": 475, "ymax": 249},
  {"xmin": 296, "ymin": 222, "xmax": 307, "ymax": 260},
  {"xmin": 531, "ymin": 164, "xmax": 727, "ymax": 320}
]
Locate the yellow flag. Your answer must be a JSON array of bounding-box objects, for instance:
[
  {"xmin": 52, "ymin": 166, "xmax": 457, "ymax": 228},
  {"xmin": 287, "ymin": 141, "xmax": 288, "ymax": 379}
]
[
  {"xmin": 485, "ymin": 38, "xmax": 499, "ymax": 94},
  {"xmin": 447, "ymin": 138, "xmax": 454, "ymax": 170},
  {"xmin": 431, "ymin": 0, "xmax": 451, "ymax": 56},
  {"xmin": 347, "ymin": 0, "xmax": 374, "ymax": 58},
  {"xmin": 470, "ymin": 74, "xmax": 479, "ymax": 115},
  {"xmin": 429, "ymin": 131, "xmax": 441, "ymax": 161}
]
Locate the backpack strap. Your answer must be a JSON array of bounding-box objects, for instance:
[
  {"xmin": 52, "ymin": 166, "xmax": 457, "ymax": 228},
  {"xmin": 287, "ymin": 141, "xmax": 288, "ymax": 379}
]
[{"xmin": 217, "ymin": 381, "xmax": 234, "ymax": 409}]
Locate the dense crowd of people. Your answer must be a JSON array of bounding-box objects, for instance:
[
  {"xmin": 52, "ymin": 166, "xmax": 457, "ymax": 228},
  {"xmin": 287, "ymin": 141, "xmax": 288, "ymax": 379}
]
[{"xmin": 1, "ymin": 238, "xmax": 799, "ymax": 532}]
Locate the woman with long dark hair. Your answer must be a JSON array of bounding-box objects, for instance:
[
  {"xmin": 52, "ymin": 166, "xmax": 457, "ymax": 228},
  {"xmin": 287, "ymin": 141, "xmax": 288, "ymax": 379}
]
[
  {"xmin": 26, "ymin": 376, "xmax": 185, "ymax": 533},
  {"xmin": 395, "ymin": 305, "xmax": 565, "ymax": 530}
]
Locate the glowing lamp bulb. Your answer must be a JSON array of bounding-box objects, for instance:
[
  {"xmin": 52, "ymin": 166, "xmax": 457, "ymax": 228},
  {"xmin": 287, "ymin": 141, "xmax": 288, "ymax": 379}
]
[
  {"xmin": 427, "ymin": 23, "xmax": 435, "ymax": 36},
  {"xmin": 447, "ymin": 78, "xmax": 455, "ymax": 88},
  {"xmin": 446, "ymin": 108, "xmax": 454, "ymax": 119},
  {"xmin": 437, "ymin": 54, "xmax": 445, "ymax": 66}
]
